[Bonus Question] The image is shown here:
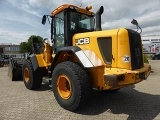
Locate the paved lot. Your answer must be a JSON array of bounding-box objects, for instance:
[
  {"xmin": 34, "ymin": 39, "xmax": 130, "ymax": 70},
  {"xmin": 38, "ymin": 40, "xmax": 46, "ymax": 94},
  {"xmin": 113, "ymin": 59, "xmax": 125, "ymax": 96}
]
[{"xmin": 0, "ymin": 60, "xmax": 160, "ymax": 120}]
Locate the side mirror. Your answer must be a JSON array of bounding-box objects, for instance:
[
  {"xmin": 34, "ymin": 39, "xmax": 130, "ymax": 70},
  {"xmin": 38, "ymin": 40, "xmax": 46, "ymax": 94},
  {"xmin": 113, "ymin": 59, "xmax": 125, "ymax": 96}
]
[
  {"xmin": 131, "ymin": 19, "xmax": 138, "ymax": 26},
  {"xmin": 42, "ymin": 15, "xmax": 46, "ymax": 25},
  {"xmin": 131, "ymin": 19, "xmax": 142, "ymax": 34}
]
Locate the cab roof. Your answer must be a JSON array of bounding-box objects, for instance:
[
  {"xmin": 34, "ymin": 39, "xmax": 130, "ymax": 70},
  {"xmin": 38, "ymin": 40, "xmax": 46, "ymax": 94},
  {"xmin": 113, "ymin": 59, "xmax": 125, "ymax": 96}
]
[{"xmin": 51, "ymin": 4, "xmax": 94, "ymax": 16}]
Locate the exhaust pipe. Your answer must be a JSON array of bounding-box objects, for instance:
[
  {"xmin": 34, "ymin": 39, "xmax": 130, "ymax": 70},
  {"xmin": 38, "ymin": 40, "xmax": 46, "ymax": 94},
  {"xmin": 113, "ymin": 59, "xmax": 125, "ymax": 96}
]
[{"xmin": 96, "ymin": 6, "xmax": 104, "ymax": 31}]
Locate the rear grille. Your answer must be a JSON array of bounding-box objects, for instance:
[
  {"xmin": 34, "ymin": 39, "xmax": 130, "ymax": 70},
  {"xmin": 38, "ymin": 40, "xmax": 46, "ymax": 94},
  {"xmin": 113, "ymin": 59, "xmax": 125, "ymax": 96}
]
[
  {"xmin": 97, "ymin": 37, "xmax": 112, "ymax": 64},
  {"xmin": 127, "ymin": 29, "xmax": 144, "ymax": 70}
]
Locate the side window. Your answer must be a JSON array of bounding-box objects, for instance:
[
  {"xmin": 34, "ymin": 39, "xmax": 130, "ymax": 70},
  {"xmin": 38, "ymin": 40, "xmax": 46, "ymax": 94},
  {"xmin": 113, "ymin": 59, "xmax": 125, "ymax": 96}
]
[{"xmin": 55, "ymin": 12, "xmax": 64, "ymax": 50}]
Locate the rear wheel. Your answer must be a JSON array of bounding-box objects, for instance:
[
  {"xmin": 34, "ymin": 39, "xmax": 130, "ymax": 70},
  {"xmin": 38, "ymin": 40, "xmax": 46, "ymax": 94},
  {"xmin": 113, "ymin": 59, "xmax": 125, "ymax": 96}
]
[
  {"xmin": 52, "ymin": 61, "xmax": 91, "ymax": 111},
  {"xmin": 22, "ymin": 59, "xmax": 43, "ymax": 90},
  {"xmin": 103, "ymin": 88, "xmax": 120, "ymax": 93}
]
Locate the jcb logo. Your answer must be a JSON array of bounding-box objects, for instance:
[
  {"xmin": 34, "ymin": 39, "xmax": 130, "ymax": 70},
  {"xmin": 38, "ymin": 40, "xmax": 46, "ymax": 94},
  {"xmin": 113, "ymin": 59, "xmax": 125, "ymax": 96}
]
[{"xmin": 75, "ymin": 38, "xmax": 90, "ymax": 45}]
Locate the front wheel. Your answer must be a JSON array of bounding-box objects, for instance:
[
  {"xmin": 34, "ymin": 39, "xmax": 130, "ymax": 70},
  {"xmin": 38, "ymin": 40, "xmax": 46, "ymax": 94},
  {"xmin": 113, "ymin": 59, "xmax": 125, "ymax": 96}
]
[
  {"xmin": 22, "ymin": 59, "xmax": 43, "ymax": 90},
  {"xmin": 52, "ymin": 61, "xmax": 91, "ymax": 111}
]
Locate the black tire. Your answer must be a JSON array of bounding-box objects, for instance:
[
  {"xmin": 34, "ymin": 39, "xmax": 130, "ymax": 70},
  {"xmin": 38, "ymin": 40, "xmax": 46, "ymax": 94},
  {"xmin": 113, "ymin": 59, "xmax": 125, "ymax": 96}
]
[
  {"xmin": 0, "ymin": 61, "xmax": 4, "ymax": 67},
  {"xmin": 52, "ymin": 61, "xmax": 92, "ymax": 111},
  {"xmin": 22, "ymin": 59, "xmax": 42, "ymax": 90},
  {"xmin": 103, "ymin": 88, "xmax": 120, "ymax": 93},
  {"xmin": 10, "ymin": 68, "xmax": 22, "ymax": 81}
]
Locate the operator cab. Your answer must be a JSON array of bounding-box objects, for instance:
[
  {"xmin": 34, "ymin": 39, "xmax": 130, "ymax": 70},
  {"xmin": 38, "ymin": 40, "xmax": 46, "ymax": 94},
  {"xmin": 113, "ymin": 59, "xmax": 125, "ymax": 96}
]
[{"xmin": 42, "ymin": 4, "xmax": 94, "ymax": 52}]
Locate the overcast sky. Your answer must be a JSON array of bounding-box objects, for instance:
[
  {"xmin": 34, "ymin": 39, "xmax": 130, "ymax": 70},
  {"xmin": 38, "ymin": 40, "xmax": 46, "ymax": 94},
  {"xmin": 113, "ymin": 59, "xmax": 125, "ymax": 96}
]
[{"xmin": 0, "ymin": 0, "xmax": 160, "ymax": 44}]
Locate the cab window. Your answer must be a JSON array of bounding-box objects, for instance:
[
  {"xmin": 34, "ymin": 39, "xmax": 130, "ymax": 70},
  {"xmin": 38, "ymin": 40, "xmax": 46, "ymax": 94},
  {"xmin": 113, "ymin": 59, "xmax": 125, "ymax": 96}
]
[
  {"xmin": 54, "ymin": 11, "xmax": 64, "ymax": 50},
  {"xmin": 70, "ymin": 12, "xmax": 94, "ymax": 32}
]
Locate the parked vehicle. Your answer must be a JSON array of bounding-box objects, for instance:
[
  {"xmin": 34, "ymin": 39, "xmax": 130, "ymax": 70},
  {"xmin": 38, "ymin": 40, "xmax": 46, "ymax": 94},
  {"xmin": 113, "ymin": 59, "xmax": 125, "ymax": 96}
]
[
  {"xmin": 0, "ymin": 55, "xmax": 10, "ymax": 67},
  {"xmin": 150, "ymin": 53, "xmax": 160, "ymax": 60},
  {"xmin": 0, "ymin": 58, "xmax": 4, "ymax": 67}
]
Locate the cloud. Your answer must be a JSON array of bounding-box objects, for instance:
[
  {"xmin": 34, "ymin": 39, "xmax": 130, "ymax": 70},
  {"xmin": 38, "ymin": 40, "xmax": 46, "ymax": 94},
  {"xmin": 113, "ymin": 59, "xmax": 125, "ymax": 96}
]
[
  {"xmin": 5, "ymin": 0, "xmax": 41, "ymax": 17},
  {"xmin": 139, "ymin": 10, "xmax": 160, "ymax": 28},
  {"xmin": 0, "ymin": 0, "xmax": 160, "ymax": 44},
  {"xmin": 142, "ymin": 26, "xmax": 160, "ymax": 36},
  {"xmin": 0, "ymin": 28, "xmax": 32, "ymax": 44},
  {"xmin": 29, "ymin": 0, "xmax": 52, "ymax": 7}
]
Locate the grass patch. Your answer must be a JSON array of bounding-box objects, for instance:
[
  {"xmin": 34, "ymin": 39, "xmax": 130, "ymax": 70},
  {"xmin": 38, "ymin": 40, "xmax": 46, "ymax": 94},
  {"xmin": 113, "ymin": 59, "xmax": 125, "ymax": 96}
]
[{"xmin": 143, "ymin": 54, "xmax": 149, "ymax": 63}]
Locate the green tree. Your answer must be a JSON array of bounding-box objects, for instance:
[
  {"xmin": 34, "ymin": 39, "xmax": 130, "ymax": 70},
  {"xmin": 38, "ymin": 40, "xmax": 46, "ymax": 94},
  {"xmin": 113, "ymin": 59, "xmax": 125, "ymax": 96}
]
[{"xmin": 20, "ymin": 35, "xmax": 43, "ymax": 53}]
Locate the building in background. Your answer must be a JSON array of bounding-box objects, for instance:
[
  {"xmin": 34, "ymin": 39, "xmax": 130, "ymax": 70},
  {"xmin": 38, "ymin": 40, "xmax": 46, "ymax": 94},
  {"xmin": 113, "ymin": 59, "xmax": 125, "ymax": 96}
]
[
  {"xmin": 0, "ymin": 43, "xmax": 23, "ymax": 58},
  {"xmin": 141, "ymin": 36, "xmax": 160, "ymax": 54}
]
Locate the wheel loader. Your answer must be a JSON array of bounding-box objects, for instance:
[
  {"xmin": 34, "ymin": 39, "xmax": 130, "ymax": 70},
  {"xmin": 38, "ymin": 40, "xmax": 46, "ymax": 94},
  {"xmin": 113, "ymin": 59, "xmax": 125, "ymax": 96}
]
[{"xmin": 8, "ymin": 4, "xmax": 151, "ymax": 111}]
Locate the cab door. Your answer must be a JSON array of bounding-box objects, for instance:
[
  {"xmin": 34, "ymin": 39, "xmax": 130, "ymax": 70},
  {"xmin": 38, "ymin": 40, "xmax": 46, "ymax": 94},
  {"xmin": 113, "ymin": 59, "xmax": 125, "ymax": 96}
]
[{"xmin": 54, "ymin": 11, "xmax": 65, "ymax": 52}]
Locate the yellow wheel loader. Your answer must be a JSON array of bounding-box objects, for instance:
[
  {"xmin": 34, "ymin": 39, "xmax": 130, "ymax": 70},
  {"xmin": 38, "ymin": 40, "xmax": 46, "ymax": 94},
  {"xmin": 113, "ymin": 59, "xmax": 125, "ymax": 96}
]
[{"xmin": 8, "ymin": 4, "xmax": 151, "ymax": 111}]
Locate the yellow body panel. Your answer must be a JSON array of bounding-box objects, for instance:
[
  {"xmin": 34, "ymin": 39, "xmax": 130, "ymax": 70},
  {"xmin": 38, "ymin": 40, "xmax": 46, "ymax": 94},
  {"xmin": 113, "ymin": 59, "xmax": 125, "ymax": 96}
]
[
  {"xmin": 43, "ymin": 43, "xmax": 52, "ymax": 64},
  {"xmin": 35, "ymin": 42, "xmax": 52, "ymax": 68},
  {"xmin": 72, "ymin": 28, "xmax": 151, "ymax": 90},
  {"xmin": 117, "ymin": 29, "xmax": 131, "ymax": 69},
  {"xmin": 87, "ymin": 66, "xmax": 105, "ymax": 89},
  {"xmin": 73, "ymin": 28, "xmax": 119, "ymax": 67},
  {"xmin": 36, "ymin": 54, "xmax": 47, "ymax": 67},
  {"xmin": 103, "ymin": 63, "xmax": 151, "ymax": 89},
  {"xmin": 87, "ymin": 60, "xmax": 150, "ymax": 90}
]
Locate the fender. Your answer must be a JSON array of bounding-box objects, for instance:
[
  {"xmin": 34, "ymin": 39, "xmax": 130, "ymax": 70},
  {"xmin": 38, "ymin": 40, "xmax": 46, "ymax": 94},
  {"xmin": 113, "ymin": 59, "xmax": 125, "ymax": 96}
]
[
  {"xmin": 28, "ymin": 54, "xmax": 48, "ymax": 71},
  {"xmin": 49, "ymin": 46, "xmax": 103, "ymax": 73},
  {"xmin": 28, "ymin": 54, "xmax": 39, "ymax": 71}
]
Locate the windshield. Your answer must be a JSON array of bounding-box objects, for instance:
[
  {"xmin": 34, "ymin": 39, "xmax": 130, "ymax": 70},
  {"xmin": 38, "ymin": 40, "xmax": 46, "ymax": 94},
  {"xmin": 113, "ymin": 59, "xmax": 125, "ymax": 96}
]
[{"xmin": 70, "ymin": 12, "xmax": 94, "ymax": 32}]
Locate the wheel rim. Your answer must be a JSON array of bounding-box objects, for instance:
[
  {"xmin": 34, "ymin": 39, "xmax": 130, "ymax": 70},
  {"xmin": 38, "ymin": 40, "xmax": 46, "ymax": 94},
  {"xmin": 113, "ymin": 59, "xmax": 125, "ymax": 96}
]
[
  {"xmin": 24, "ymin": 68, "xmax": 30, "ymax": 83},
  {"xmin": 57, "ymin": 74, "xmax": 72, "ymax": 100}
]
